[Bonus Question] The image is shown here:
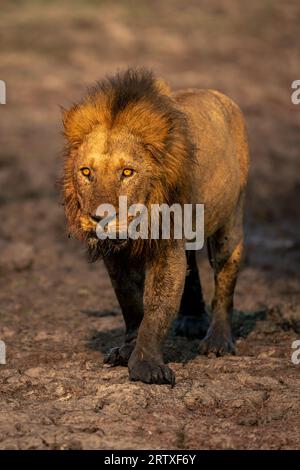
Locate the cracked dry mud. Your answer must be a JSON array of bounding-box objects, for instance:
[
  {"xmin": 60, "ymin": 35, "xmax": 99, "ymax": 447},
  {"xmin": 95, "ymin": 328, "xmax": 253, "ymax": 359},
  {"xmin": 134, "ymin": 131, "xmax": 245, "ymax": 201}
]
[{"xmin": 0, "ymin": 0, "xmax": 299, "ymax": 450}]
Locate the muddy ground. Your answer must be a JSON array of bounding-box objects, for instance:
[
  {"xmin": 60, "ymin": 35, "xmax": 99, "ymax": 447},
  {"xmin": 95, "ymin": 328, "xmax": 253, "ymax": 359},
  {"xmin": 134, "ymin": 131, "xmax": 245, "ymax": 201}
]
[{"xmin": 0, "ymin": 0, "xmax": 299, "ymax": 450}]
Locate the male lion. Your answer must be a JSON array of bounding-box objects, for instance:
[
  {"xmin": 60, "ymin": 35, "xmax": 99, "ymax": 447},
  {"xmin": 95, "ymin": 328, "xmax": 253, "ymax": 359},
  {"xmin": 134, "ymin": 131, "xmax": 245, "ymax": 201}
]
[{"xmin": 62, "ymin": 68, "xmax": 249, "ymax": 385}]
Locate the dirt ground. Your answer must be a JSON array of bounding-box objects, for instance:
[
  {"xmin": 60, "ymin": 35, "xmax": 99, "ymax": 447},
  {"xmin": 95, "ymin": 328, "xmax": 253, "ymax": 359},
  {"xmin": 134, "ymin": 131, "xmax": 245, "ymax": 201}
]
[{"xmin": 0, "ymin": 0, "xmax": 299, "ymax": 450}]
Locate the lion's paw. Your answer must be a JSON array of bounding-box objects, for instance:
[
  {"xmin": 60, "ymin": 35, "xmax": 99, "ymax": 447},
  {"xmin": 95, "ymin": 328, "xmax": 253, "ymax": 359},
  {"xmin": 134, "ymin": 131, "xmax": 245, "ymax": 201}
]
[
  {"xmin": 129, "ymin": 359, "xmax": 175, "ymax": 386},
  {"xmin": 104, "ymin": 343, "xmax": 134, "ymax": 367},
  {"xmin": 198, "ymin": 328, "xmax": 235, "ymax": 356}
]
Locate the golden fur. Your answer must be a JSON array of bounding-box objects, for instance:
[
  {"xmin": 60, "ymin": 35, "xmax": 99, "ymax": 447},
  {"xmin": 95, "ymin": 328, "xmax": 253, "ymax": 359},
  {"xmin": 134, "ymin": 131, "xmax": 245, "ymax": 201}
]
[
  {"xmin": 61, "ymin": 68, "xmax": 250, "ymax": 384},
  {"xmin": 62, "ymin": 68, "xmax": 196, "ymax": 257}
]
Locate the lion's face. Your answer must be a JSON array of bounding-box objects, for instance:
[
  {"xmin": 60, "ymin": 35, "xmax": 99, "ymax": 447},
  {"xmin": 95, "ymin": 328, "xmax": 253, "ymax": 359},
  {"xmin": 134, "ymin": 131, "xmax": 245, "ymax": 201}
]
[
  {"xmin": 73, "ymin": 125, "xmax": 154, "ymax": 239},
  {"xmin": 62, "ymin": 68, "xmax": 194, "ymax": 256}
]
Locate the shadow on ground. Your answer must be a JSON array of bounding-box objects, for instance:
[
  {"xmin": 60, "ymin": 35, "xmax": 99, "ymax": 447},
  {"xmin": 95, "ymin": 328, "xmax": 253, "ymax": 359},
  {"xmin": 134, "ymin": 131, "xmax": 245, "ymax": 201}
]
[{"xmin": 87, "ymin": 308, "xmax": 269, "ymax": 364}]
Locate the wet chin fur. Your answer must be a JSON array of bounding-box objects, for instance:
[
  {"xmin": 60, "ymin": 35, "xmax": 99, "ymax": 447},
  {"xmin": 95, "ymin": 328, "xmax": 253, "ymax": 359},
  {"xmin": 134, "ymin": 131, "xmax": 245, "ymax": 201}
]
[{"xmin": 87, "ymin": 234, "xmax": 129, "ymax": 261}]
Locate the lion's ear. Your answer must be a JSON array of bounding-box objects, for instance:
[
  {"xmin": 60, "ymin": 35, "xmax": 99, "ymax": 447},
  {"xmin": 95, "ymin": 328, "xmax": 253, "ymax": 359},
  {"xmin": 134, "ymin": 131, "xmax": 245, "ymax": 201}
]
[
  {"xmin": 61, "ymin": 105, "xmax": 77, "ymax": 135},
  {"xmin": 61, "ymin": 106, "xmax": 70, "ymax": 128},
  {"xmin": 61, "ymin": 102, "xmax": 102, "ymax": 145},
  {"xmin": 61, "ymin": 104, "xmax": 86, "ymax": 144},
  {"xmin": 155, "ymin": 78, "xmax": 171, "ymax": 96}
]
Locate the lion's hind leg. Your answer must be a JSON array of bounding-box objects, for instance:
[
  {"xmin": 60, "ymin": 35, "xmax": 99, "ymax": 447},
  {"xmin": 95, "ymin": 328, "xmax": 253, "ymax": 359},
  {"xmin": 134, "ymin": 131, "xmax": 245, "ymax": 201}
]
[
  {"xmin": 199, "ymin": 195, "xmax": 245, "ymax": 356},
  {"xmin": 174, "ymin": 250, "xmax": 209, "ymax": 339}
]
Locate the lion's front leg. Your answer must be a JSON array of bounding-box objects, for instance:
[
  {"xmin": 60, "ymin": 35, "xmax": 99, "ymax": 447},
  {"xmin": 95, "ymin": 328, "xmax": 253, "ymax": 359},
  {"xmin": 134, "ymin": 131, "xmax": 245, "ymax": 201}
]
[
  {"xmin": 103, "ymin": 251, "xmax": 145, "ymax": 367},
  {"xmin": 128, "ymin": 241, "xmax": 186, "ymax": 385}
]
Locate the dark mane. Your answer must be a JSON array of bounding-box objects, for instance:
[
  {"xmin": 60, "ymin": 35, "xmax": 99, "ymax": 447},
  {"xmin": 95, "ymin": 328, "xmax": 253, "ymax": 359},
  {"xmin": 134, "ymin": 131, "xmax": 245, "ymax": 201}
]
[
  {"xmin": 62, "ymin": 67, "xmax": 197, "ymax": 258},
  {"xmin": 95, "ymin": 68, "xmax": 159, "ymax": 122}
]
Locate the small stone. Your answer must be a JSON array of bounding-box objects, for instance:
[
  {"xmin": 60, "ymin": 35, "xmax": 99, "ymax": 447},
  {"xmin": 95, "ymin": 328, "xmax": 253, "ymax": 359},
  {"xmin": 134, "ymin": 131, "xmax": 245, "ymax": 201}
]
[
  {"xmin": 59, "ymin": 393, "xmax": 72, "ymax": 401},
  {"xmin": 24, "ymin": 367, "xmax": 44, "ymax": 378},
  {"xmin": 231, "ymin": 398, "xmax": 244, "ymax": 408},
  {"xmin": 237, "ymin": 416, "xmax": 259, "ymax": 426},
  {"xmin": 258, "ymin": 349, "xmax": 276, "ymax": 359},
  {"xmin": 55, "ymin": 385, "xmax": 65, "ymax": 396}
]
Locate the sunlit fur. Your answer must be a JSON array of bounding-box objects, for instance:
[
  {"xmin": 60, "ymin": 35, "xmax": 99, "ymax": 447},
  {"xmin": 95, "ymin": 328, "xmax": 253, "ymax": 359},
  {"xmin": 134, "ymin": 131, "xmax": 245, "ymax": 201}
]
[{"xmin": 62, "ymin": 68, "xmax": 196, "ymax": 259}]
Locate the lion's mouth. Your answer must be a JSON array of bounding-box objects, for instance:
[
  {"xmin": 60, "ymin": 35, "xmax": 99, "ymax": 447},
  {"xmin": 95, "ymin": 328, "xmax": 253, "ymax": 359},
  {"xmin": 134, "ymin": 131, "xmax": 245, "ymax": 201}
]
[{"xmin": 87, "ymin": 233, "xmax": 129, "ymax": 261}]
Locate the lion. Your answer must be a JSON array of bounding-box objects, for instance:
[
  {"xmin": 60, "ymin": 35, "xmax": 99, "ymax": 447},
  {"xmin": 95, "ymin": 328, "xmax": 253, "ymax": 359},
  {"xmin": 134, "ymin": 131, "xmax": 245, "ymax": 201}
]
[{"xmin": 62, "ymin": 68, "xmax": 249, "ymax": 385}]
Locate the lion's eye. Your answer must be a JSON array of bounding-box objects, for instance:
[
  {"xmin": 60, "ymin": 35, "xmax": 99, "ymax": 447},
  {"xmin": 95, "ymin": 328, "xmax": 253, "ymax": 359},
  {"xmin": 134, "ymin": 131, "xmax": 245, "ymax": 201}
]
[
  {"xmin": 81, "ymin": 167, "xmax": 91, "ymax": 177},
  {"xmin": 122, "ymin": 168, "xmax": 134, "ymax": 178}
]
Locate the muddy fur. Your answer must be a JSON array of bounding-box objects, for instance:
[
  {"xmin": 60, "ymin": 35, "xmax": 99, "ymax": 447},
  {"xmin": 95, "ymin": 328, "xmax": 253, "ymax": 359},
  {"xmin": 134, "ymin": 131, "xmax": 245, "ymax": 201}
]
[{"xmin": 62, "ymin": 68, "xmax": 249, "ymax": 385}]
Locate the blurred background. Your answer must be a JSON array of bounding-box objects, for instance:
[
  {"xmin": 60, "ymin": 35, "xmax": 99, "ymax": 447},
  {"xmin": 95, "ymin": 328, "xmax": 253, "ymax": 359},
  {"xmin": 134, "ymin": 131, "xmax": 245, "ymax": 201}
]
[{"xmin": 0, "ymin": 0, "xmax": 299, "ymax": 450}]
